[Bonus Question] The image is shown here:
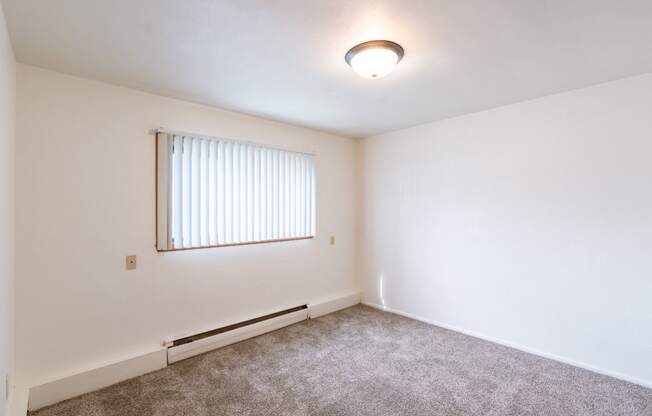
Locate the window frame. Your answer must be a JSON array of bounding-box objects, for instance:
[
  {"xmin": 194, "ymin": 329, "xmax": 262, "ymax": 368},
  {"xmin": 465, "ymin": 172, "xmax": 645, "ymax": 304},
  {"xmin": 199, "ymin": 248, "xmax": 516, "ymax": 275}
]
[{"xmin": 155, "ymin": 129, "xmax": 316, "ymax": 252}]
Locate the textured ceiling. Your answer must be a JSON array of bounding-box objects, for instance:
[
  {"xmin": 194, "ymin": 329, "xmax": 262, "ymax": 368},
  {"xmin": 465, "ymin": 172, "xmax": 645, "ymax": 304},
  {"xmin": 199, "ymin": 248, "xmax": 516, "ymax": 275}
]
[{"xmin": 4, "ymin": 0, "xmax": 652, "ymax": 137}]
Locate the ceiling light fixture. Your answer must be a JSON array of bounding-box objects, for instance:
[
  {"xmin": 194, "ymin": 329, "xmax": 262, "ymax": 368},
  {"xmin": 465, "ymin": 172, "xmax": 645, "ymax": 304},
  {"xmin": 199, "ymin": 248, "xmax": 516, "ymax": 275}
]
[{"xmin": 345, "ymin": 40, "xmax": 404, "ymax": 79}]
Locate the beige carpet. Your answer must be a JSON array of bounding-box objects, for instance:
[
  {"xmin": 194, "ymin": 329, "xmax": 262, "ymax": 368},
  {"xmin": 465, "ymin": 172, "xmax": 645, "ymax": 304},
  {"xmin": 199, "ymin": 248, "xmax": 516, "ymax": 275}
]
[{"xmin": 32, "ymin": 305, "xmax": 651, "ymax": 415}]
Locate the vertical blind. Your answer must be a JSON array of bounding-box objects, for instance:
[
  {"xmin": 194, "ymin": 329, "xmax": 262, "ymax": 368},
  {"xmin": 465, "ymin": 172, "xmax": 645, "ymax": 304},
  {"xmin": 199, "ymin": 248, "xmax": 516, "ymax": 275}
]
[{"xmin": 156, "ymin": 131, "xmax": 316, "ymax": 250}]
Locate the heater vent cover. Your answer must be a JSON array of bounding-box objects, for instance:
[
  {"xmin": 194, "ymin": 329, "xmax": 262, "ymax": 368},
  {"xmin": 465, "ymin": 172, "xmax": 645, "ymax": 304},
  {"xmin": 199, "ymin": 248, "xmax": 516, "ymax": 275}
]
[{"xmin": 166, "ymin": 305, "xmax": 309, "ymax": 363}]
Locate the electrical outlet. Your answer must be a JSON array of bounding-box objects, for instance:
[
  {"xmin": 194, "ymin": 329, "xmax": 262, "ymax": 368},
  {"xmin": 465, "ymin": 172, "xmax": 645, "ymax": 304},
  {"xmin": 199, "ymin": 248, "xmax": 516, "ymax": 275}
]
[
  {"xmin": 330, "ymin": 236, "xmax": 335, "ymax": 245},
  {"xmin": 126, "ymin": 255, "xmax": 137, "ymax": 270}
]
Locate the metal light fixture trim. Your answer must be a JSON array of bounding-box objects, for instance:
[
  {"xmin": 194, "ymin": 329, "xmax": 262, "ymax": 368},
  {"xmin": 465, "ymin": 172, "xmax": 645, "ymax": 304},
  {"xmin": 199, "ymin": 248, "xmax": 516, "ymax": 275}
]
[{"xmin": 345, "ymin": 40, "xmax": 405, "ymax": 79}]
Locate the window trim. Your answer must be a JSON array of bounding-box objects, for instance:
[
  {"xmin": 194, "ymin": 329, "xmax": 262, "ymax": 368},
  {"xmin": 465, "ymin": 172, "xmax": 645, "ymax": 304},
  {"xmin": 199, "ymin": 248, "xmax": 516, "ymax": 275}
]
[{"xmin": 156, "ymin": 236, "xmax": 314, "ymax": 253}]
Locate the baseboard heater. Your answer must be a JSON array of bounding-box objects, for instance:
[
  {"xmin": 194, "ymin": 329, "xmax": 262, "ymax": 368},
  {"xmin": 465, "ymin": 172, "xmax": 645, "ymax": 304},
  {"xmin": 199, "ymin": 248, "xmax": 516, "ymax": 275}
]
[{"xmin": 166, "ymin": 305, "xmax": 309, "ymax": 364}]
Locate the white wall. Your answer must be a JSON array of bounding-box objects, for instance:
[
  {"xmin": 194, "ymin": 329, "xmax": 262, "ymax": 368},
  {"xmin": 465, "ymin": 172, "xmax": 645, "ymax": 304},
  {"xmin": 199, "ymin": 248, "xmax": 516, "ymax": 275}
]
[
  {"xmin": 0, "ymin": 2, "xmax": 15, "ymax": 415},
  {"xmin": 360, "ymin": 73, "xmax": 652, "ymax": 386},
  {"xmin": 15, "ymin": 65, "xmax": 359, "ymax": 387}
]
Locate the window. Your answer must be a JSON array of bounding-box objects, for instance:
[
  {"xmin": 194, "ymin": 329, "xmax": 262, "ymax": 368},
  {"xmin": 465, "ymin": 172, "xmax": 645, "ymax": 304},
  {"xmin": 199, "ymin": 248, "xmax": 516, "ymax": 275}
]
[{"xmin": 156, "ymin": 130, "xmax": 316, "ymax": 251}]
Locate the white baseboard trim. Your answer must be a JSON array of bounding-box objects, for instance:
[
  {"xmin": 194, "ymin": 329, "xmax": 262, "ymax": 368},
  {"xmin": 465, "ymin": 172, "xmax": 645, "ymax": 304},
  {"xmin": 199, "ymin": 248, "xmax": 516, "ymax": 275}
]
[
  {"xmin": 361, "ymin": 301, "xmax": 652, "ymax": 389},
  {"xmin": 308, "ymin": 291, "xmax": 361, "ymax": 319},
  {"xmin": 26, "ymin": 292, "xmax": 361, "ymax": 412},
  {"xmin": 28, "ymin": 349, "xmax": 167, "ymax": 411},
  {"xmin": 7, "ymin": 386, "xmax": 29, "ymax": 416},
  {"xmin": 169, "ymin": 291, "xmax": 361, "ymax": 363}
]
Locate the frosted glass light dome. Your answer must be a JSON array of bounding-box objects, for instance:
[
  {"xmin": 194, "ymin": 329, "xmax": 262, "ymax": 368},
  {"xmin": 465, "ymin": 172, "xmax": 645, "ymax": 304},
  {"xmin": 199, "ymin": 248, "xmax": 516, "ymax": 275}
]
[{"xmin": 345, "ymin": 40, "xmax": 404, "ymax": 79}]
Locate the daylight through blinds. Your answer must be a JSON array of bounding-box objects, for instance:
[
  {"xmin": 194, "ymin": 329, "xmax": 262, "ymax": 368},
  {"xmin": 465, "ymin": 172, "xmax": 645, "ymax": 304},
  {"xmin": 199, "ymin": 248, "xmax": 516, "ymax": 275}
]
[{"xmin": 157, "ymin": 132, "xmax": 315, "ymax": 250}]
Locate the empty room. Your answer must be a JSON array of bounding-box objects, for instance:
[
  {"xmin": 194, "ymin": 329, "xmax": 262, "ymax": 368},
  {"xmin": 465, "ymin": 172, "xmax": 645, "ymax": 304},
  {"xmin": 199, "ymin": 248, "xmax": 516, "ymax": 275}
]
[{"xmin": 1, "ymin": 1, "xmax": 651, "ymax": 415}]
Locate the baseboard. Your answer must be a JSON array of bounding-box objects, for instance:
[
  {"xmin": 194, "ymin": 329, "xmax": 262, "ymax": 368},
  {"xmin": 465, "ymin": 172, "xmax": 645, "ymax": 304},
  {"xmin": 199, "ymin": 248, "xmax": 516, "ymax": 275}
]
[
  {"xmin": 308, "ymin": 291, "xmax": 361, "ymax": 319},
  {"xmin": 361, "ymin": 301, "xmax": 652, "ymax": 389},
  {"xmin": 28, "ymin": 349, "xmax": 167, "ymax": 411},
  {"xmin": 7, "ymin": 386, "xmax": 29, "ymax": 416},
  {"xmin": 26, "ymin": 292, "xmax": 361, "ymax": 411},
  {"xmin": 168, "ymin": 291, "xmax": 361, "ymax": 363}
]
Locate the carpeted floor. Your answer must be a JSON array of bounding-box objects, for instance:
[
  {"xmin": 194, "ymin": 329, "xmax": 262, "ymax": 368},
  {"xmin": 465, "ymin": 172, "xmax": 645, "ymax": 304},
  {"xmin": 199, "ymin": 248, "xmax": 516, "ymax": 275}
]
[{"xmin": 32, "ymin": 305, "xmax": 651, "ymax": 416}]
